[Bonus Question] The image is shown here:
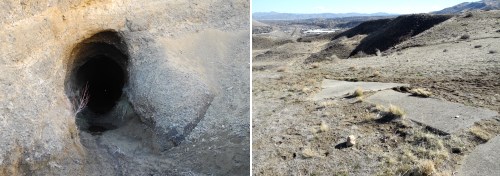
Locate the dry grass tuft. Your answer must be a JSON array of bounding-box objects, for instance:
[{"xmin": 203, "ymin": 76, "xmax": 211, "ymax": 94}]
[
  {"xmin": 353, "ymin": 87, "xmax": 364, "ymax": 97},
  {"xmin": 410, "ymin": 88, "xmax": 432, "ymax": 98},
  {"xmin": 470, "ymin": 126, "xmax": 492, "ymax": 142},
  {"xmin": 375, "ymin": 104, "xmax": 386, "ymax": 112},
  {"xmin": 418, "ymin": 160, "xmax": 436, "ymax": 176},
  {"xmin": 388, "ymin": 104, "xmax": 405, "ymax": 118},
  {"xmin": 374, "ymin": 104, "xmax": 406, "ymax": 122}
]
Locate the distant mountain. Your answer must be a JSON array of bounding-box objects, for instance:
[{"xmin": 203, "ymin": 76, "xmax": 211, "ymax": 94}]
[
  {"xmin": 252, "ymin": 12, "xmax": 398, "ymax": 20},
  {"xmin": 432, "ymin": 0, "xmax": 500, "ymax": 14}
]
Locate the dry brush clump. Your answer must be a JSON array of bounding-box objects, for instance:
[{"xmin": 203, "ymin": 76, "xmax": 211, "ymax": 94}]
[
  {"xmin": 377, "ymin": 128, "xmax": 451, "ymax": 176},
  {"xmin": 353, "ymin": 87, "xmax": 364, "ymax": 97},
  {"xmin": 375, "ymin": 104, "xmax": 406, "ymax": 122},
  {"xmin": 319, "ymin": 121, "xmax": 329, "ymax": 132},
  {"xmin": 410, "ymin": 88, "xmax": 432, "ymax": 98},
  {"xmin": 469, "ymin": 126, "xmax": 492, "ymax": 142},
  {"xmin": 417, "ymin": 160, "xmax": 436, "ymax": 176},
  {"xmin": 388, "ymin": 104, "xmax": 405, "ymax": 118}
]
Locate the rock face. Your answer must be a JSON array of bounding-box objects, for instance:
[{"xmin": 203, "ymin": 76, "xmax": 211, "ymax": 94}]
[{"xmin": 0, "ymin": 0, "xmax": 249, "ymax": 175}]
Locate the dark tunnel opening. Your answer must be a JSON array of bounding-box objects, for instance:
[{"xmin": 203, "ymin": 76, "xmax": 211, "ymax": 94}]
[
  {"xmin": 66, "ymin": 31, "xmax": 132, "ymax": 134},
  {"xmin": 76, "ymin": 55, "xmax": 125, "ymax": 114}
]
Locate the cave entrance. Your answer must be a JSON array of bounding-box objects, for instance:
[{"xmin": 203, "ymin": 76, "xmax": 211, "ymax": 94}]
[
  {"xmin": 77, "ymin": 55, "xmax": 125, "ymax": 114},
  {"xmin": 66, "ymin": 31, "xmax": 133, "ymax": 134}
]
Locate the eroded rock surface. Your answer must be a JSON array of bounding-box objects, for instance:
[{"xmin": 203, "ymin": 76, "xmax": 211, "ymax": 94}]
[{"xmin": 0, "ymin": 0, "xmax": 249, "ymax": 175}]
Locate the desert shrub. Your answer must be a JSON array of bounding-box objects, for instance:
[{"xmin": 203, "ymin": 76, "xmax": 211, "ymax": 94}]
[
  {"xmin": 319, "ymin": 121, "xmax": 329, "ymax": 132},
  {"xmin": 388, "ymin": 104, "xmax": 405, "ymax": 118},
  {"xmin": 375, "ymin": 104, "xmax": 406, "ymax": 122},
  {"xmin": 418, "ymin": 160, "xmax": 436, "ymax": 176},
  {"xmin": 353, "ymin": 87, "xmax": 364, "ymax": 97}
]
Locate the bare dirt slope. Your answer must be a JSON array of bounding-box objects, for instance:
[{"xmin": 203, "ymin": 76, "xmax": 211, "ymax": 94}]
[{"xmin": 253, "ymin": 10, "xmax": 500, "ymax": 175}]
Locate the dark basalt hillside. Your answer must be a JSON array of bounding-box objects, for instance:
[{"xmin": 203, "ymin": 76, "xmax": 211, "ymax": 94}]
[
  {"xmin": 332, "ymin": 19, "xmax": 392, "ymax": 40},
  {"xmin": 349, "ymin": 14, "xmax": 452, "ymax": 57}
]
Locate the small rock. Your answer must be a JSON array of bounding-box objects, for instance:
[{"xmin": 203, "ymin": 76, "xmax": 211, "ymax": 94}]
[
  {"xmin": 452, "ymin": 147, "xmax": 462, "ymax": 154},
  {"xmin": 346, "ymin": 135, "xmax": 356, "ymax": 147},
  {"xmin": 455, "ymin": 115, "xmax": 459, "ymax": 118},
  {"xmin": 306, "ymin": 135, "xmax": 315, "ymax": 141},
  {"xmin": 319, "ymin": 121, "xmax": 329, "ymax": 132},
  {"xmin": 302, "ymin": 148, "xmax": 316, "ymax": 158}
]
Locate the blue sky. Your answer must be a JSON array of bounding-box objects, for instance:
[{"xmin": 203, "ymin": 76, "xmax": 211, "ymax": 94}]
[{"xmin": 252, "ymin": 0, "xmax": 475, "ymax": 14}]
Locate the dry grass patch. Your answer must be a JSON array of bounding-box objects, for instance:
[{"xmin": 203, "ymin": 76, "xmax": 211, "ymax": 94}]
[
  {"xmin": 470, "ymin": 126, "xmax": 492, "ymax": 142},
  {"xmin": 353, "ymin": 87, "xmax": 364, "ymax": 97},
  {"xmin": 410, "ymin": 132, "xmax": 449, "ymax": 166},
  {"xmin": 418, "ymin": 160, "xmax": 436, "ymax": 176},
  {"xmin": 374, "ymin": 104, "xmax": 406, "ymax": 122},
  {"xmin": 388, "ymin": 104, "xmax": 405, "ymax": 118},
  {"xmin": 319, "ymin": 121, "xmax": 329, "ymax": 132},
  {"xmin": 410, "ymin": 88, "xmax": 432, "ymax": 98}
]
